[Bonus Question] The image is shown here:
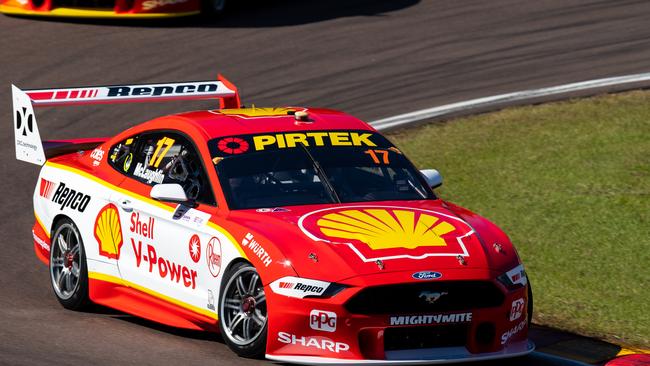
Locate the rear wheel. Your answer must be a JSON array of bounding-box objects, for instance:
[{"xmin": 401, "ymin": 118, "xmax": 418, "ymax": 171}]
[
  {"xmin": 49, "ymin": 218, "xmax": 89, "ymax": 310},
  {"xmin": 218, "ymin": 262, "xmax": 267, "ymax": 358}
]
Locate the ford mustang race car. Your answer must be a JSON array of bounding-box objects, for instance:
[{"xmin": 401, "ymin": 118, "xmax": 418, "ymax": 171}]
[
  {"xmin": 0, "ymin": 0, "xmax": 223, "ymax": 18},
  {"xmin": 14, "ymin": 76, "xmax": 534, "ymax": 364}
]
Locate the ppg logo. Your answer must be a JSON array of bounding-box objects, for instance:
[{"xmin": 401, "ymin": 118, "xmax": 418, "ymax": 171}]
[
  {"xmin": 309, "ymin": 310, "xmax": 337, "ymax": 333},
  {"xmin": 16, "ymin": 107, "xmax": 34, "ymax": 137}
]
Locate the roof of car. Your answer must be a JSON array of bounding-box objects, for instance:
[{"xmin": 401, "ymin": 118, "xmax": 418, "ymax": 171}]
[{"xmin": 145, "ymin": 107, "xmax": 377, "ymax": 139}]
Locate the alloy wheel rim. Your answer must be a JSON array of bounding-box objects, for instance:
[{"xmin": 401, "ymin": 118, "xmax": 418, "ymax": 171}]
[
  {"xmin": 50, "ymin": 223, "xmax": 81, "ymax": 300},
  {"xmin": 220, "ymin": 266, "xmax": 267, "ymax": 346}
]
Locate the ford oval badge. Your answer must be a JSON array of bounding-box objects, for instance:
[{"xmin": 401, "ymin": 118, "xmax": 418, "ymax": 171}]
[{"xmin": 412, "ymin": 271, "xmax": 442, "ymax": 280}]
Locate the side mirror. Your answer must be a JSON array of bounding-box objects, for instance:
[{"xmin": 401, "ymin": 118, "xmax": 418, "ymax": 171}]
[
  {"xmin": 150, "ymin": 183, "xmax": 190, "ymax": 203},
  {"xmin": 420, "ymin": 169, "xmax": 443, "ymax": 189}
]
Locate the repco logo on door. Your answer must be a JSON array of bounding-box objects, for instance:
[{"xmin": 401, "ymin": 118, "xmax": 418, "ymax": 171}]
[{"xmin": 44, "ymin": 181, "xmax": 91, "ymax": 212}]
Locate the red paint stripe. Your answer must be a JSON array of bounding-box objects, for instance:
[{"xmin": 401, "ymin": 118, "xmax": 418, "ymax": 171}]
[
  {"xmin": 27, "ymin": 91, "xmax": 55, "ymax": 100},
  {"xmin": 55, "ymin": 91, "xmax": 67, "ymax": 99},
  {"xmin": 69, "ymin": 90, "xmax": 79, "ymax": 98},
  {"xmin": 39, "ymin": 179, "xmax": 46, "ymax": 197}
]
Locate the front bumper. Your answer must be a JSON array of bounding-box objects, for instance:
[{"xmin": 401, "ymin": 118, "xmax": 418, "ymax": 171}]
[
  {"xmin": 265, "ymin": 269, "xmax": 532, "ymax": 364},
  {"xmin": 267, "ymin": 340, "xmax": 534, "ymax": 365}
]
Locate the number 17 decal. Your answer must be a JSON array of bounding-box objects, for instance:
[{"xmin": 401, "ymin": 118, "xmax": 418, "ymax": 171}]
[
  {"xmin": 150, "ymin": 137, "xmax": 175, "ymax": 168},
  {"xmin": 364, "ymin": 149, "xmax": 390, "ymax": 164}
]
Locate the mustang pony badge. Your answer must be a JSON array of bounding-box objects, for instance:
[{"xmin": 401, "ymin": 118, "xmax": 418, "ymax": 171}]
[{"xmin": 299, "ymin": 206, "xmax": 474, "ymax": 262}]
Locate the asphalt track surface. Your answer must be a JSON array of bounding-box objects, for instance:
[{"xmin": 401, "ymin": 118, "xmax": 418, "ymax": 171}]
[{"xmin": 1, "ymin": 1, "xmax": 650, "ymax": 365}]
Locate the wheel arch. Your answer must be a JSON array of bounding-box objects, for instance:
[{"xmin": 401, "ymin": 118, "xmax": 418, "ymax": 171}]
[
  {"xmin": 51, "ymin": 213, "xmax": 72, "ymax": 234},
  {"xmin": 222, "ymin": 257, "xmax": 253, "ymax": 281}
]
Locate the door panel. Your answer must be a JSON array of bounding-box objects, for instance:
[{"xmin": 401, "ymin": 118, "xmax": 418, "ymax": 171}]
[
  {"xmin": 106, "ymin": 130, "xmax": 223, "ymax": 320},
  {"xmin": 111, "ymin": 191, "xmax": 219, "ymax": 317}
]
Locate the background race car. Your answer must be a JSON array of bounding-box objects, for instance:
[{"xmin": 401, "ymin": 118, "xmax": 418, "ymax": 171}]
[{"xmin": 0, "ymin": 0, "xmax": 225, "ymax": 18}]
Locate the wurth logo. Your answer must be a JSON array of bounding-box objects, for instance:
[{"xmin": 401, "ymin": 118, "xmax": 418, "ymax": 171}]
[
  {"xmin": 39, "ymin": 179, "xmax": 57, "ymax": 199},
  {"xmin": 241, "ymin": 232, "xmax": 273, "ymax": 267}
]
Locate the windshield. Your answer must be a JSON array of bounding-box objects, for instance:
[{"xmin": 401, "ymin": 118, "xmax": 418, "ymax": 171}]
[{"xmin": 208, "ymin": 130, "xmax": 435, "ymax": 209}]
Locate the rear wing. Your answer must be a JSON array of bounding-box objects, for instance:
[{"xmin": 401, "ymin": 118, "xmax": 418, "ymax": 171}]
[{"xmin": 12, "ymin": 75, "xmax": 241, "ymax": 165}]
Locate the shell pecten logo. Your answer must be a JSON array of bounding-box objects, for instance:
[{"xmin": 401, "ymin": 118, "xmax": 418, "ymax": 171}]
[
  {"xmin": 317, "ymin": 209, "xmax": 455, "ymax": 250},
  {"xmin": 94, "ymin": 203, "xmax": 123, "ymax": 260},
  {"xmin": 215, "ymin": 107, "xmax": 299, "ymax": 118},
  {"xmin": 300, "ymin": 206, "xmax": 474, "ymax": 262}
]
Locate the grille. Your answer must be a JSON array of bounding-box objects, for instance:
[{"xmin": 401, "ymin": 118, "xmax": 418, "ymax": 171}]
[
  {"xmin": 384, "ymin": 325, "xmax": 469, "ymax": 351},
  {"xmin": 345, "ymin": 281, "xmax": 504, "ymax": 314}
]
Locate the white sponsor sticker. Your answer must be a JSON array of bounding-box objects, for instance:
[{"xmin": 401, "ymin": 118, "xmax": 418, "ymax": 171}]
[
  {"xmin": 506, "ymin": 264, "xmax": 528, "ymax": 286},
  {"xmin": 176, "ymin": 207, "xmax": 210, "ymax": 228},
  {"xmin": 270, "ymin": 276, "xmax": 330, "ymax": 298},
  {"xmin": 309, "ymin": 310, "xmax": 337, "ymax": 332},
  {"xmin": 510, "ymin": 298, "xmax": 525, "ymax": 321}
]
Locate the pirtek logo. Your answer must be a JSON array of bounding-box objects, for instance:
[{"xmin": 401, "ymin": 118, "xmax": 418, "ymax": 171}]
[
  {"xmin": 50, "ymin": 182, "xmax": 91, "ymax": 212},
  {"xmin": 106, "ymin": 83, "xmax": 221, "ymax": 98},
  {"xmin": 252, "ymin": 132, "xmax": 376, "ymax": 151}
]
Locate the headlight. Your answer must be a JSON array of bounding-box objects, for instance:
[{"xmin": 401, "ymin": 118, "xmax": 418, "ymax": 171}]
[
  {"xmin": 269, "ymin": 276, "xmax": 347, "ymax": 299},
  {"xmin": 496, "ymin": 264, "xmax": 528, "ymax": 291}
]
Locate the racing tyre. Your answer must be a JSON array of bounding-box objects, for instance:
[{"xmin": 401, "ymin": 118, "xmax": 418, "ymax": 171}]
[
  {"xmin": 49, "ymin": 218, "xmax": 90, "ymax": 310},
  {"xmin": 219, "ymin": 262, "xmax": 267, "ymax": 358}
]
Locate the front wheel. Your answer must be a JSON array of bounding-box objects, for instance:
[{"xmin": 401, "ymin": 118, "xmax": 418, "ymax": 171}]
[
  {"xmin": 218, "ymin": 262, "xmax": 267, "ymax": 358},
  {"xmin": 49, "ymin": 218, "xmax": 90, "ymax": 310}
]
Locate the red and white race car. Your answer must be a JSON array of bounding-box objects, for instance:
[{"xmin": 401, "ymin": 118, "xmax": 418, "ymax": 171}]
[
  {"xmin": 0, "ymin": 0, "xmax": 223, "ymax": 18},
  {"xmin": 14, "ymin": 76, "xmax": 534, "ymax": 364}
]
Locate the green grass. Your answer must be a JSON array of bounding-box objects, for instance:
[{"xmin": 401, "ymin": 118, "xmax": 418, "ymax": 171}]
[{"xmin": 387, "ymin": 91, "xmax": 650, "ymax": 348}]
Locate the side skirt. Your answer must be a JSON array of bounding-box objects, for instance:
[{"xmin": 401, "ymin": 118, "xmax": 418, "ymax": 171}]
[{"xmin": 88, "ymin": 273, "xmax": 219, "ymax": 333}]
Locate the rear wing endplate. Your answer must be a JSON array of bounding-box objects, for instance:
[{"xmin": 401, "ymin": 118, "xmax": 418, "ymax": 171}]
[{"xmin": 12, "ymin": 75, "xmax": 241, "ymax": 165}]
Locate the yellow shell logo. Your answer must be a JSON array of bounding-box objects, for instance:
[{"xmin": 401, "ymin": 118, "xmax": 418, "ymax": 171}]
[
  {"xmin": 316, "ymin": 208, "xmax": 456, "ymax": 250},
  {"xmin": 94, "ymin": 204, "xmax": 123, "ymax": 260},
  {"xmin": 216, "ymin": 107, "xmax": 298, "ymax": 118}
]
